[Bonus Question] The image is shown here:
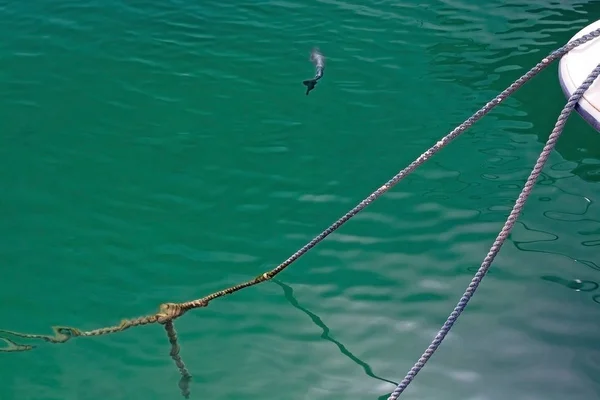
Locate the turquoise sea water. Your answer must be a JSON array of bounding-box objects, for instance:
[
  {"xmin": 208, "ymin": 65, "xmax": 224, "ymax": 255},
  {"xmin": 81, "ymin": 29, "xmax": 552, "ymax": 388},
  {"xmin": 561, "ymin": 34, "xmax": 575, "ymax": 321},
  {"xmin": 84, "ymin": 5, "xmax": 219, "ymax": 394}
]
[{"xmin": 2, "ymin": 0, "xmax": 600, "ymax": 399}]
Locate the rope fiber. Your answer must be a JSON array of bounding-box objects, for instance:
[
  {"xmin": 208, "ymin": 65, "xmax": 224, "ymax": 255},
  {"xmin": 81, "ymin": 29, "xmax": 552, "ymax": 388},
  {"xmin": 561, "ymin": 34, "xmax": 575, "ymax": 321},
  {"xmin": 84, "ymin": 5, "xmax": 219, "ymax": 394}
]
[
  {"xmin": 1, "ymin": 27, "xmax": 600, "ymax": 399},
  {"xmin": 386, "ymin": 59, "xmax": 600, "ymax": 400}
]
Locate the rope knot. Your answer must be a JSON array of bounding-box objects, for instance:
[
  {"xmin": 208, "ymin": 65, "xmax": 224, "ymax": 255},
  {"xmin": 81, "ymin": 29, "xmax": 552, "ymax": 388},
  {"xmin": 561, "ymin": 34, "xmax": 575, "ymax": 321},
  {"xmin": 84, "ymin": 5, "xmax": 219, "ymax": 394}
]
[
  {"xmin": 55, "ymin": 327, "xmax": 82, "ymax": 339},
  {"xmin": 156, "ymin": 303, "xmax": 186, "ymax": 324}
]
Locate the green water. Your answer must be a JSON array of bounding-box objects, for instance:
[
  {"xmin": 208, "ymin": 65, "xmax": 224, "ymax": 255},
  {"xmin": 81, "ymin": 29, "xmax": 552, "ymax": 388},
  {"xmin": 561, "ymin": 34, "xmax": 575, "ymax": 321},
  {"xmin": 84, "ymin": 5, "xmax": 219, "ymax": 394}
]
[{"xmin": 2, "ymin": 0, "xmax": 600, "ymax": 399}]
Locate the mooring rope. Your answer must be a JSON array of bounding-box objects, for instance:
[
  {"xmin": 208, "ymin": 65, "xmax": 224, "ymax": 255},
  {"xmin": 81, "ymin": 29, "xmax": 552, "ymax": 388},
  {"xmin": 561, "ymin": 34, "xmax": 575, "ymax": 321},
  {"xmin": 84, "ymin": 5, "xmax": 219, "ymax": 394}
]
[
  {"xmin": 1, "ymin": 27, "xmax": 599, "ymax": 399},
  {"xmin": 164, "ymin": 320, "xmax": 192, "ymax": 399},
  {"xmin": 387, "ymin": 60, "xmax": 600, "ymax": 399}
]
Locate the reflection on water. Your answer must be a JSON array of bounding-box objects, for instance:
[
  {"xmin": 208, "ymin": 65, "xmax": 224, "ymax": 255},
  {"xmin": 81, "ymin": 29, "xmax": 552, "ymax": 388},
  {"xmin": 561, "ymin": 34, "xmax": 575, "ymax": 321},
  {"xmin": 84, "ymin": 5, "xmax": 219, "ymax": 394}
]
[
  {"xmin": 274, "ymin": 279, "xmax": 398, "ymax": 388},
  {"xmin": 541, "ymin": 275, "xmax": 599, "ymax": 292},
  {"xmin": 1, "ymin": 0, "xmax": 600, "ymax": 399},
  {"xmin": 429, "ymin": 0, "xmax": 600, "ymax": 183},
  {"xmin": 541, "ymin": 275, "xmax": 600, "ymax": 307}
]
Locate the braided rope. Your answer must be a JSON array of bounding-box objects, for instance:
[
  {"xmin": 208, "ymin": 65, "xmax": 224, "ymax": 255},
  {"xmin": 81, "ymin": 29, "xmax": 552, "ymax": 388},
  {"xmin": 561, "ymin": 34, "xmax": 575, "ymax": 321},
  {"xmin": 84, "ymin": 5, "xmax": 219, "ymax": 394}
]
[
  {"xmin": 164, "ymin": 321, "xmax": 192, "ymax": 399},
  {"xmin": 386, "ymin": 63, "xmax": 600, "ymax": 400},
  {"xmin": 260, "ymin": 28, "xmax": 600, "ymax": 279},
  {"xmin": 1, "ymin": 25, "xmax": 599, "ymax": 400}
]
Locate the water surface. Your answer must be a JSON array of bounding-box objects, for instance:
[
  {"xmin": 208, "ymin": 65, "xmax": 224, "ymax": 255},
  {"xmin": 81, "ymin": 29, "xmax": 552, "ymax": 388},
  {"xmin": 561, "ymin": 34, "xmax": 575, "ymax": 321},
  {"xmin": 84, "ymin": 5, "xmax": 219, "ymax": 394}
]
[{"xmin": 1, "ymin": 1, "xmax": 600, "ymax": 399}]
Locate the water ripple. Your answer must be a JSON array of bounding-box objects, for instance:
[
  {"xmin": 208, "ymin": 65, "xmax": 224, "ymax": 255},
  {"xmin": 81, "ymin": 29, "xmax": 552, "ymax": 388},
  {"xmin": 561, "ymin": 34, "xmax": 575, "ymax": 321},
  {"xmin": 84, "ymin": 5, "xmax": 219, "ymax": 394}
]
[{"xmin": 2, "ymin": 0, "xmax": 600, "ymax": 399}]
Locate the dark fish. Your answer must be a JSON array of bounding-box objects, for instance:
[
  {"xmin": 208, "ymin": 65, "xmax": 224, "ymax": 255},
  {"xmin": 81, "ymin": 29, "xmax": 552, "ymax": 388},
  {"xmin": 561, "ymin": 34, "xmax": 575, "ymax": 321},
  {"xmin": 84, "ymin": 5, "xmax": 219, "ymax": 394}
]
[{"xmin": 302, "ymin": 48, "xmax": 325, "ymax": 95}]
